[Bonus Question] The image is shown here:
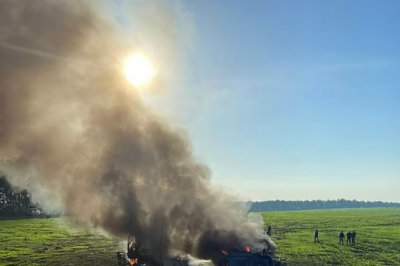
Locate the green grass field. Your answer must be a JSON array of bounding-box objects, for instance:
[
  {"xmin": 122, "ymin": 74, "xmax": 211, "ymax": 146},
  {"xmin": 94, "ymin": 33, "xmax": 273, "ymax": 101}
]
[
  {"xmin": 0, "ymin": 217, "xmax": 122, "ymax": 266},
  {"xmin": 0, "ymin": 208, "xmax": 399, "ymax": 266},
  {"xmin": 263, "ymin": 208, "xmax": 400, "ymax": 266}
]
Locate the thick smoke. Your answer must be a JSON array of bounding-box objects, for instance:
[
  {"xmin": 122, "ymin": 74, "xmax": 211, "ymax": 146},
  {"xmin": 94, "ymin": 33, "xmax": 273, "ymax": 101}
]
[{"xmin": 0, "ymin": 0, "xmax": 273, "ymax": 263}]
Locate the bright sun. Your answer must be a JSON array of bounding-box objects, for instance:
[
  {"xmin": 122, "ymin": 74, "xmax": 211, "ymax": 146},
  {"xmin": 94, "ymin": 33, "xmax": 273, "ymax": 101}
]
[{"xmin": 124, "ymin": 53, "xmax": 155, "ymax": 87}]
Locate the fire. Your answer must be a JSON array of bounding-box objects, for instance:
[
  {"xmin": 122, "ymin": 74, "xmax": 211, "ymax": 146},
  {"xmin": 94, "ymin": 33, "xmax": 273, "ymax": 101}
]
[
  {"xmin": 246, "ymin": 247, "xmax": 251, "ymax": 252},
  {"xmin": 130, "ymin": 259, "xmax": 138, "ymax": 265},
  {"xmin": 221, "ymin": 250, "xmax": 228, "ymax": 255}
]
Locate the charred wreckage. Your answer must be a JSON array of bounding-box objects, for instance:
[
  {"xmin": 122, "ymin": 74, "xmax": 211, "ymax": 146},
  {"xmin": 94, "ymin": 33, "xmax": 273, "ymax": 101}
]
[{"xmin": 117, "ymin": 234, "xmax": 287, "ymax": 266}]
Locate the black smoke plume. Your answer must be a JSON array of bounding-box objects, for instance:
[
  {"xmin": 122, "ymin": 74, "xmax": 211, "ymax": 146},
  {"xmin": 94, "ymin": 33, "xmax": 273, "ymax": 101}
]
[{"xmin": 0, "ymin": 0, "xmax": 273, "ymax": 263}]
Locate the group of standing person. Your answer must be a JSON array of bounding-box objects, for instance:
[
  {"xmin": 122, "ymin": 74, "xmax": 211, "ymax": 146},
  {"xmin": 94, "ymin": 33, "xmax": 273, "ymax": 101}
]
[
  {"xmin": 339, "ymin": 230, "xmax": 356, "ymax": 246},
  {"xmin": 314, "ymin": 228, "xmax": 356, "ymax": 246},
  {"xmin": 266, "ymin": 226, "xmax": 357, "ymax": 246}
]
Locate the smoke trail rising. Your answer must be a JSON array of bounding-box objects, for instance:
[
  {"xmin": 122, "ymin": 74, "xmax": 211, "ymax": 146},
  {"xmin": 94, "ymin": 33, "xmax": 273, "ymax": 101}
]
[{"xmin": 0, "ymin": 0, "xmax": 274, "ymax": 263}]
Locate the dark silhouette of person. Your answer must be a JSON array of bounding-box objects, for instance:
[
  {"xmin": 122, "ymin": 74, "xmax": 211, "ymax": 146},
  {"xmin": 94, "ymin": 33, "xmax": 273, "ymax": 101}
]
[
  {"xmin": 346, "ymin": 230, "xmax": 352, "ymax": 245},
  {"xmin": 339, "ymin": 231, "xmax": 345, "ymax": 245},
  {"xmin": 314, "ymin": 228, "xmax": 319, "ymax": 243},
  {"xmin": 267, "ymin": 225, "xmax": 272, "ymax": 236},
  {"xmin": 351, "ymin": 230, "xmax": 356, "ymax": 246}
]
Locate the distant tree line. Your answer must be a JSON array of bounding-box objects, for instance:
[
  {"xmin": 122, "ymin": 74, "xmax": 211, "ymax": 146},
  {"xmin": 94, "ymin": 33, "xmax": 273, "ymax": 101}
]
[
  {"xmin": 0, "ymin": 175, "xmax": 64, "ymax": 218},
  {"xmin": 3, "ymin": 173, "xmax": 400, "ymax": 216},
  {"xmin": 0, "ymin": 175, "xmax": 32, "ymax": 216},
  {"xmin": 248, "ymin": 199, "xmax": 400, "ymax": 212}
]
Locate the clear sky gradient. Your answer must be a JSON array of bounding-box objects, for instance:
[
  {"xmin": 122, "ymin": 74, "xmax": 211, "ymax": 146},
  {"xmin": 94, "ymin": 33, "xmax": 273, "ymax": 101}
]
[{"xmin": 140, "ymin": 0, "xmax": 400, "ymax": 202}]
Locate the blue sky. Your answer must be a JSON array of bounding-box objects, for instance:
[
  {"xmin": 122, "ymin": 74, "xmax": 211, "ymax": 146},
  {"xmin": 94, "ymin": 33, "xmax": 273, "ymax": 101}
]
[{"xmin": 136, "ymin": 0, "xmax": 400, "ymax": 202}]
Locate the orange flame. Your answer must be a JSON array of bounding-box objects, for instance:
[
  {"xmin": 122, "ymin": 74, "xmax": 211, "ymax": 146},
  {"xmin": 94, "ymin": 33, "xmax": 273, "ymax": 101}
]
[
  {"xmin": 221, "ymin": 250, "xmax": 228, "ymax": 255},
  {"xmin": 246, "ymin": 247, "xmax": 250, "ymax": 252},
  {"xmin": 130, "ymin": 259, "xmax": 138, "ymax": 265}
]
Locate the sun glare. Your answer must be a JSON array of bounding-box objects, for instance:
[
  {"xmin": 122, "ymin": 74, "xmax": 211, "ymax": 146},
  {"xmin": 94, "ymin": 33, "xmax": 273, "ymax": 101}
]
[{"xmin": 124, "ymin": 53, "xmax": 155, "ymax": 87}]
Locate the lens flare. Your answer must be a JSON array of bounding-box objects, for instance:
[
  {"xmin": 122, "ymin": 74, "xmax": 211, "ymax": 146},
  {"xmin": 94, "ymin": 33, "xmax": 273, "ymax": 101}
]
[{"xmin": 124, "ymin": 53, "xmax": 154, "ymax": 87}]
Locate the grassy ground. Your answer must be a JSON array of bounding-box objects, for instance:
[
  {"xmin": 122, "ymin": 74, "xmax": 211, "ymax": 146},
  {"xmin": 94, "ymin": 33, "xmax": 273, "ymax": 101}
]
[
  {"xmin": 263, "ymin": 208, "xmax": 400, "ymax": 266},
  {"xmin": 0, "ymin": 217, "xmax": 122, "ymax": 266},
  {"xmin": 1, "ymin": 208, "xmax": 399, "ymax": 266}
]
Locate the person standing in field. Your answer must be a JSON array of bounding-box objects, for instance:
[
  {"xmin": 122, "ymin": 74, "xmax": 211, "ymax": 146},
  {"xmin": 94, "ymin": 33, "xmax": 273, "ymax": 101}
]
[
  {"xmin": 314, "ymin": 228, "xmax": 319, "ymax": 243},
  {"xmin": 346, "ymin": 230, "xmax": 352, "ymax": 245},
  {"xmin": 351, "ymin": 230, "xmax": 356, "ymax": 246},
  {"xmin": 339, "ymin": 231, "xmax": 345, "ymax": 245},
  {"xmin": 267, "ymin": 225, "xmax": 272, "ymax": 237}
]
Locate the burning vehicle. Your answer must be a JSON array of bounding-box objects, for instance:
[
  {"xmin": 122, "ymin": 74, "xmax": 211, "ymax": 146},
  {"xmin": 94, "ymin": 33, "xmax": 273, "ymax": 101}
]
[
  {"xmin": 117, "ymin": 234, "xmax": 286, "ymax": 266},
  {"xmin": 217, "ymin": 247, "xmax": 286, "ymax": 266},
  {"xmin": 117, "ymin": 234, "xmax": 159, "ymax": 266},
  {"xmin": 116, "ymin": 234, "xmax": 204, "ymax": 266}
]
